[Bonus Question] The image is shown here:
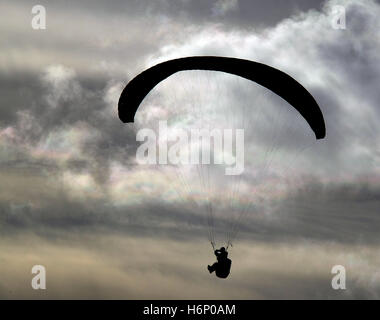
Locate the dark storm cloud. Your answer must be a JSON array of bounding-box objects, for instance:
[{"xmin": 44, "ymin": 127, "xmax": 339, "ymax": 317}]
[
  {"xmin": 254, "ymin": 179, "xmax": 380, "ymax": 244},
  {"xmin": 0, "ymin": 173, "xmax": 379, "ymax": 249},
  {"xmin": 0, "ymin": 67, "xmax": 140, "ymax": 185},
  {"xmin": 0, "ymin": 180, "xmax": 208, "ymax": 241}
]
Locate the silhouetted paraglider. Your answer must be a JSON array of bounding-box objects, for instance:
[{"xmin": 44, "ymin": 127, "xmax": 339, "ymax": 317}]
[{"xmin": 118, "ymin": 56, "xmax": 326, "ymax": 278}]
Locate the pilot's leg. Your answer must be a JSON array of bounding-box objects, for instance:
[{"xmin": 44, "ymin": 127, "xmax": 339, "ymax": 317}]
[{"xmin": 208, "ymin": 262, "xmax": 218, "ymax": 273}]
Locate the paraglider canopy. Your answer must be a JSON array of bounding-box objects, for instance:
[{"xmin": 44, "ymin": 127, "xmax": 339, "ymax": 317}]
[{"xmin": 118, "ymin": 56, "xmax": 326, "ymax": 140}]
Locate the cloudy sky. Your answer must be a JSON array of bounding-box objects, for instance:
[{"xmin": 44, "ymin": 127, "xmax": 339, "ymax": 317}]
[{"xmin": 1, "ymin": 0, "xmax": 380, "ymax": 299}]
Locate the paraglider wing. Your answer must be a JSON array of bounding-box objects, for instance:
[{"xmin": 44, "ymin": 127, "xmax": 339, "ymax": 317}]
[{"xmin": 118, "ymin": 56, "xmax": 326, "ymax": 139}]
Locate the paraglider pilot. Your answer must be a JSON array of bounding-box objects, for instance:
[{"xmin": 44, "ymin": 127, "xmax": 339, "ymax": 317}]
[{"xmin": 208, "ymin": 247, "xmax": 232, "ymax": 279}]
